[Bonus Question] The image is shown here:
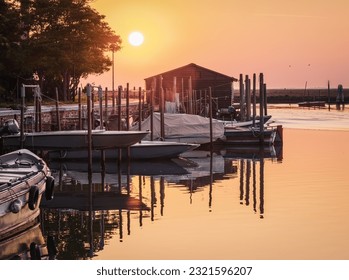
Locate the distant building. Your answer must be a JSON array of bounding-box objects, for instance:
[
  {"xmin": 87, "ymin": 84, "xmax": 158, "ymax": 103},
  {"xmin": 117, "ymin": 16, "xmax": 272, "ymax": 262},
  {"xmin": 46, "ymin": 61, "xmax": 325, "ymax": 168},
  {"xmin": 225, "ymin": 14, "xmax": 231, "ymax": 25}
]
[{"xmin": 144, "ymin": 63, "xmax": 237, "ymax": 114}]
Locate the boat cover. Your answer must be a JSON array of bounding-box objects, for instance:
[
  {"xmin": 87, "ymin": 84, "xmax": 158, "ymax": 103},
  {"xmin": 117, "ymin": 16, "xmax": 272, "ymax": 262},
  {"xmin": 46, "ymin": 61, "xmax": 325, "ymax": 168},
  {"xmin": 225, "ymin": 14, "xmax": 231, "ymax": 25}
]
[{"xmin": 135, "ymin": 113, "xmax": 225, "ymax": 142}]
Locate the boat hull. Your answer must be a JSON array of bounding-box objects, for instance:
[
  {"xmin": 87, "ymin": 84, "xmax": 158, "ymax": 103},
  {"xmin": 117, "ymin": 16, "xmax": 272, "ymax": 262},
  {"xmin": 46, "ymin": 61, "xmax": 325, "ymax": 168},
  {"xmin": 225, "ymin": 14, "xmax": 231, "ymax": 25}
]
[
  {"xmin": 1, "ymin": 130, "xmax": 148, "ymax": 150},
  {"xmin": 48, "ymin": 140, "xmax": 199, "ymax": 160},
  {"xmin": 221, "ymin": 127, "xmax": 276, "ymax": 146},
  {"xmin": 0, "ymin": 149, "xmax": 51, "ymax": 240}
]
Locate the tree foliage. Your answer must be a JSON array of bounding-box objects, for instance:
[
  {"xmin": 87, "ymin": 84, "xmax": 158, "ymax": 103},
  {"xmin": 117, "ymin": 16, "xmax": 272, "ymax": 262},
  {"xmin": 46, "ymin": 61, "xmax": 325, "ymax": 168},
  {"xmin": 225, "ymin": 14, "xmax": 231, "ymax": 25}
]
[{"xmin": 0, "ymin": 0, "xmax": 121, "ymax": 102}]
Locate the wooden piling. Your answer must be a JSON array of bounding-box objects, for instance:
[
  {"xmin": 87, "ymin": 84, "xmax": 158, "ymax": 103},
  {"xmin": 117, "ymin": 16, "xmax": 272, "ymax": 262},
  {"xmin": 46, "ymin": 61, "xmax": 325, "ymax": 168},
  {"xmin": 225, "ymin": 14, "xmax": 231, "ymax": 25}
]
[
  {"xmin": 118, "ymin": 86, "xmax": 122, "ymax": 131},
  {"xmin": 78, "ymin": 87, "xmax": 82, "ymax": 130},
  {"xmin": 138, "ymin": 87, "xmax": 142, "ymax": 131},
  {"xmin": 55, "ymin": 88, "xmax": 61, "ymax": 131},
  {"xmin": 104, "ymin": 87, "xmax": 108, "ymax": 129},
  {"xmin": 259, "ymin": 73, "xmax": 265, "ymax": 145},
  {"xmin": 209, "ymin": 87, "xmax": 213, "ymax": 151},
  {"xmin": 263, "ymin": 83, "xmax": 268, "ymax": 116},
  {"xmin": 126, "ymin": 83, "xmax": 130, "ymax": 130},
  {"xmin": 160, "ymin": 75, "xmax": 165, "ymax": 139},
  {"xmin": 245, "ymin": 75, "xmax": 251, "ymax": 121},
  {"xmin": 189, "ymin": 76, "xmax": 193, "ymax": 114},
  {"xmin": 98, "ymin": 86, "xmax": 103, "ymax": 130},
  {"xmin": 327, "ymin": 81, "xmax": 330, "ymax": 111},
  {"xmin": 20, "ymin": 86, "xmax": 25, "ymax": 148},
  {"xmin": 86, "ymin": 84, "xmax": 92, "ymax": 175},
  {"xmin": 239, "ymin": 74, "xmax": 245, "ymax": 121},
  {"xmin": 252, "ymin": 74, "xmax": 257, "ymax": 127},
  {"xmin": 150, "ymin": 87, "xmax": 154, "ymax": 141}
]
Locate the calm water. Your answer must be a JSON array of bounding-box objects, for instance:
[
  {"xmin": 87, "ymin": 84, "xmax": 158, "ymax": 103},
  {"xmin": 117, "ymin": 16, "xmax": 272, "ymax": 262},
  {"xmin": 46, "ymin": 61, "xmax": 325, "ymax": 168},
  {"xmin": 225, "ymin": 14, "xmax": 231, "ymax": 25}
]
[{"xmin": 4, "ymin": 106, "xmax": 349, "ymax": 260}]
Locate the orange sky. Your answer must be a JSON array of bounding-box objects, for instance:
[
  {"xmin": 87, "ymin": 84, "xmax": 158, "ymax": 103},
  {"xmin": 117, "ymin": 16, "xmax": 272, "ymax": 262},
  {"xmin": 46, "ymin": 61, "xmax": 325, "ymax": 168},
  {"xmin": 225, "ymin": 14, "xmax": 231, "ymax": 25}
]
[{"xmin": 86, "ymin": 0, "xmax": 349, "ymax": 90}]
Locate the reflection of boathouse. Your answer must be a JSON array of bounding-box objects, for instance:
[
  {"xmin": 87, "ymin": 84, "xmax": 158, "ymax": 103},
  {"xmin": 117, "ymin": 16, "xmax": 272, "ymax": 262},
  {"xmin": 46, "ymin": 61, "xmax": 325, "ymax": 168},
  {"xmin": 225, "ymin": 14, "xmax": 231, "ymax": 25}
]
[{"xmin": 144, "ymin": 63, "xmax": 237, "ymax": 114}]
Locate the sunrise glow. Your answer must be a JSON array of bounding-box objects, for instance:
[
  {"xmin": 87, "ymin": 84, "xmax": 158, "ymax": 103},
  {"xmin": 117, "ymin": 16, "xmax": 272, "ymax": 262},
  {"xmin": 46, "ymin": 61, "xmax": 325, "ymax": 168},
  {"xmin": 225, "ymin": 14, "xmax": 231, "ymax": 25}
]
[
  {"xmin": 128, "ymin": 31, "xmax": 144, "ymax": 46},
  {"xmin": 89, "ymin": 0, "xmax": 349, "ymax": 90}
]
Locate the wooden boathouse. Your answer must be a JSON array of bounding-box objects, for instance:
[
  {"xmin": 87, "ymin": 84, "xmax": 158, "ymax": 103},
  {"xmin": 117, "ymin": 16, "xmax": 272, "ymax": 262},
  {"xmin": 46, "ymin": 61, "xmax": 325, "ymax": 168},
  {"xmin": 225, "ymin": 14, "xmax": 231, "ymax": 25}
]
[{"xmin": 144, "ymin": 63, "xmax": 238, "ymax": 114}]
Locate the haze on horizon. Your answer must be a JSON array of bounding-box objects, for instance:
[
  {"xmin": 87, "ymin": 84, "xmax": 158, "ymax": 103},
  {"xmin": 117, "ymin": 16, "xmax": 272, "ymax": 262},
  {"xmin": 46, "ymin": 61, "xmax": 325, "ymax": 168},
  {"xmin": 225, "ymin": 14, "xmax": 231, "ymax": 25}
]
[{"xmin": 86, "ymin": 0, "xmax": 349, "ymax": 90}]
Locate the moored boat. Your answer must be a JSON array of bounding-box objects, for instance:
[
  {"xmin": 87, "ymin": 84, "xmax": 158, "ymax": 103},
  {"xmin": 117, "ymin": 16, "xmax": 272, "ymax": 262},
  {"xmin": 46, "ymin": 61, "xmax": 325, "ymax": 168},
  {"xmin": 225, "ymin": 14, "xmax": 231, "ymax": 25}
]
[
  {"xmin": 1, "ymin": 129, "xmax": 149, "ymax": 151},
  {"xmin": 48, "ymin": 140, "xmax": 199, "ymax": 160},
  {"xmin": 220, "ymin": 126, "xmax": 277, "ymax": 146},
  {"xmin": 132, "ymin": 112, "xmax": 225, "ymax": 144},
  {"xmin": 0, "ymin": 149, "xmax": 54, "ymax": 240}
]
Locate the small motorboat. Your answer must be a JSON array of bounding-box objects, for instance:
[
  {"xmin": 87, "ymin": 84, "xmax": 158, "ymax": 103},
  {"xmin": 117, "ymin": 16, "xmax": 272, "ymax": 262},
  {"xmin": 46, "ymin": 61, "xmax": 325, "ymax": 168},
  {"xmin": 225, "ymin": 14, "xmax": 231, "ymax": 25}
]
[
  {"xmin": 0, "ymin": 119, "xmax": 149, "ymax": 151},
  {"xmin": 0, "ymin": 149, "xmax": 54, "ymax": 240}
]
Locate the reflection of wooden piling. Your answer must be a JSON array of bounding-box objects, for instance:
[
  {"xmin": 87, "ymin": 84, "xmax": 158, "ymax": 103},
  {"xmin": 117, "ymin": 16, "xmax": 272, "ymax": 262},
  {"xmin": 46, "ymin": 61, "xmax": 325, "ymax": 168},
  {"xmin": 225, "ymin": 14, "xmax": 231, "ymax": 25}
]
[
  {"xmin": 252, "ymin": 160, "xmax": 257, "ymax": 213},
  {"xmin": 259, "ymin": 158, "xmax": 264, "ymax": 219},
  {"xmin": 138, "ymin": 176, "xmax": 143, "ymax": 227},
  {"xmin": 160, "ymin": 177, "xmax": 165, "ymax": 216},
  {"xmin": 150, "ymin": 177, "xmax": 156, "ymax": 221},
  {"xmin": 239, "ymin": 159, "xmax": 244, "ymax": 204},
  {"xmin": 245, "ymin": 160, "xmax": 251, "ymax": 206}
]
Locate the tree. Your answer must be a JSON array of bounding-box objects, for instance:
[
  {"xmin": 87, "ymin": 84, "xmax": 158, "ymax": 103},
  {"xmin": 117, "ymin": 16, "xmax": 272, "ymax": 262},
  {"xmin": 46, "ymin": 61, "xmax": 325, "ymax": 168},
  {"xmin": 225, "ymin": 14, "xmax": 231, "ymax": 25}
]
[{"xmin": 0, "ymin": 0, "xmax": 121, "ymax": 102}]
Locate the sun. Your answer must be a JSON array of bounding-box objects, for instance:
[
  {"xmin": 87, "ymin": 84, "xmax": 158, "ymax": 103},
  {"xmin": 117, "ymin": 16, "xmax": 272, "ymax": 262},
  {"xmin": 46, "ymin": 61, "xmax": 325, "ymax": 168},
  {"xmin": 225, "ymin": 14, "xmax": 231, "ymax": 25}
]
[{"xmin": 128, "ymin": 31, "xmax": 144, "ymax": 46}]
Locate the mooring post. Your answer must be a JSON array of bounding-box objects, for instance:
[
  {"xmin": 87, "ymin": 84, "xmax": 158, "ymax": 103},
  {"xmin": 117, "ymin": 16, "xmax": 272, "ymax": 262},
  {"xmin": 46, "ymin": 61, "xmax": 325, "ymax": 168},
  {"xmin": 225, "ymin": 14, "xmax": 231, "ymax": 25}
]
[
  {"xmin": 55, "ymin": 88, "xmax": 61, "ymax": 131},
  {"xmin": 104, "ymin": 87, "xmax": 108, "ymax": 129},
  {"xmin": 138, "ymin": 87, "xmax": 142, "ymax": 132},
  {"xmin": 252, "ymin": 73, "xmax": 257, "ymax": 127},
  {"xmin": 259, "ymin": 73, "xmax": 265, "ymax": 145},
  {"xmin": 20, "ymin": 85, "xmax": 25, "ymax": 148},
  {"xmin": 264, "ymin": 83, "xmax": 268, "ymax": 116},
  {"xmin": 78, "ymin": 87, "xmax": 82, "ymax": 129},
  {"xmin": 126, "ymin": 83, "xmax": 130, "ymax": 130},
  {"xmin": 239, "ymin": 74, "xmax": 245, "ymax": 121},
  {"xmin": 160, "ymin": 75, "xmax": 165, "ymax": 139},
  {"xmin": 245, "ymin": 75, "xmax": 251, "ymax": 121},
  {"xmin": 118, "ymin": 86, "xmax": 122, "ymax": 131},
  {"xmin": 86, "ymin": 84, "xmax": 92, "ymax": 175},
  {"xmin": 98, "ymin": 86, "xmax": 103, "ymax": 130},
  {"xmin": 328, "ymin": 81, "xmax": 331, "ymax": 111},
  {"xmin": 150, "ymin": 88, "xmax": 154, "ymax": 141},
  {"xmin": 209, "ymin": 87, "xmax": 213, "ymax": 151}
]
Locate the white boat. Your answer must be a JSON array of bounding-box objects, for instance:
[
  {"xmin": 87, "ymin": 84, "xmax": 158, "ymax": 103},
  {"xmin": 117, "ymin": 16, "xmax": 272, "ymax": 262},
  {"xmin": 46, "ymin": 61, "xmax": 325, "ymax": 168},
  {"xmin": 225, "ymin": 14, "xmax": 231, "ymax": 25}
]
[
  {"xmin": 1, "ymin": 129, "xmax": 149, "ymax": 150},
  {"xmin": 221, "ymin": 115, "xmax": 272, "ymax": 128},
  {"xmin": 0, "ymin": 149, "xmax": 54, "ymax": 240},
  {"xmin": 133, "ymin": 112, "xmax": 225, "ymax": 144},
  {"xmin": 48, "ymin": 140, "xmax": 199, "ymax": 160}
]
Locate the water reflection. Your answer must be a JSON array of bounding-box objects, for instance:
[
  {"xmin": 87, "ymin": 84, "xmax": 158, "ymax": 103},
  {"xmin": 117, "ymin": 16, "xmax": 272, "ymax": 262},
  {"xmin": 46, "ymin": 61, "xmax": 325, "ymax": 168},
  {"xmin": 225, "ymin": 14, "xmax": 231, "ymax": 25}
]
[
  {"xmin": 0, "ymin": 221, "xmax": 56, "ymax": 260},
  {"xmin": 0, "ymin": 147, "xmax": 278, "ymax": 260},
  {"xmin": 33, "ymin": 147, "xmax": 279, "ymax": 259}
]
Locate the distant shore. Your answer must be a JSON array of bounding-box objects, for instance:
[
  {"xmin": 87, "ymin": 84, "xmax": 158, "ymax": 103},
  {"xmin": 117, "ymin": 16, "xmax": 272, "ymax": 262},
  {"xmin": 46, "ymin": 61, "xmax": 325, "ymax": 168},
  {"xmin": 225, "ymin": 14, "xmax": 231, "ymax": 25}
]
[{"xmin": 259, "ymin": 88, "xmax": 348, "ymax": 104}]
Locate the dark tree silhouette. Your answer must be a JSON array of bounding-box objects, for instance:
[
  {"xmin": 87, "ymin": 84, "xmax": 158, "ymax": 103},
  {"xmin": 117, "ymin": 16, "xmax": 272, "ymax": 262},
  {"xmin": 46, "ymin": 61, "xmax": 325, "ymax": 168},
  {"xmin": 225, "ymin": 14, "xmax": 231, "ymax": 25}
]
[{"xmin": 0, "ymin": 0, "xmax": 121, "ymax": 102}]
